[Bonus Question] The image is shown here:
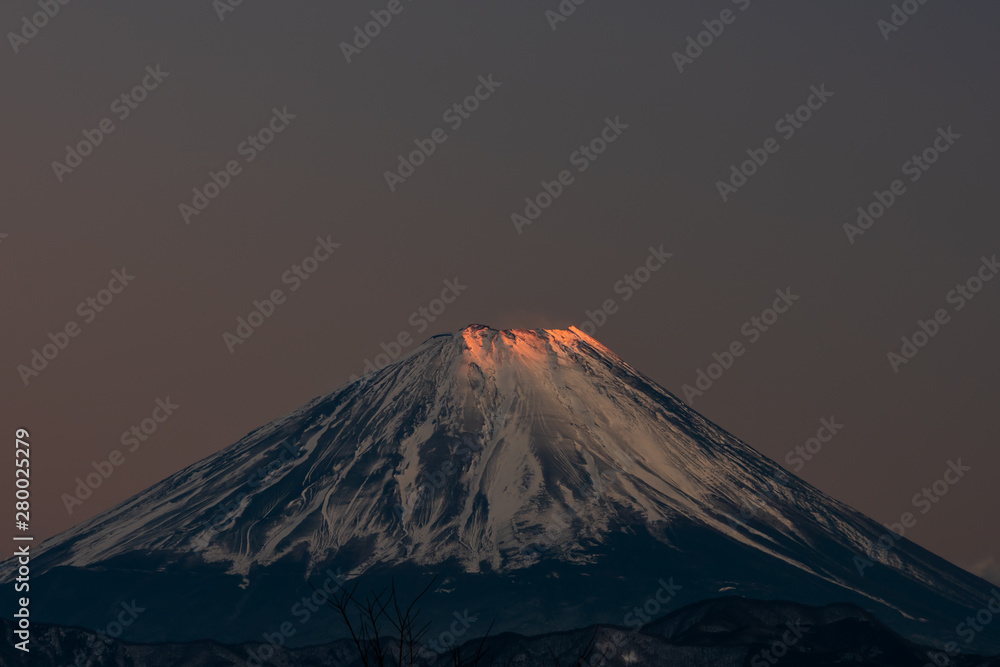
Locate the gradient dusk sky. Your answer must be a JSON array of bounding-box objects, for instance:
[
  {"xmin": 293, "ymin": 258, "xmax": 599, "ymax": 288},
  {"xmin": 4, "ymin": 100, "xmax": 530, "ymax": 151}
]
[{"xmin": 2, "ymin": 0, "xmax": 999, "ymax": 585}]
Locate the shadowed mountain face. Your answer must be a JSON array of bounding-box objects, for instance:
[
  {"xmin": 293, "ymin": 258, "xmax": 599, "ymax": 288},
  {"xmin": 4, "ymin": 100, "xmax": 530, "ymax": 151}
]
[
  {"xmin": 4, "ymin": 326, "xmax": 996, "ymax": 652},
  {"xmin": 4, "ymin": 597, "xmax": 998, "ymax": 667}
]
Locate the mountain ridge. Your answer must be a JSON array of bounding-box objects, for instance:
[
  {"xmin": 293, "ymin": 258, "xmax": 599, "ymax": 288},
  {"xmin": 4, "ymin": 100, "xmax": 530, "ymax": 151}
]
[
  {"xmin": 4, "ymin": 326, "xmax": 996, "ymax": 652},
  {"xmin": 5, "ymin": 596, "xmax": 997, "ymax": 667}
]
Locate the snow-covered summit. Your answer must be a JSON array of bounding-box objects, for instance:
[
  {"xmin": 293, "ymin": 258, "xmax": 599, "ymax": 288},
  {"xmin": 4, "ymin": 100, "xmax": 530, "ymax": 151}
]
[
  {"xmin": 29, "ymin": 325, "xmax": 777, "ymax": 572},
  {"xmin": 12, "ymin": 325, "xmax": 998, "ymax": 652}
]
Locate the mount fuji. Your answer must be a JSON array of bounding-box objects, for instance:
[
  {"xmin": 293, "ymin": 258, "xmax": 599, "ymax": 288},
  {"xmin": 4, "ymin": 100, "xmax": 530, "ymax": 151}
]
[{"xmin": 6, "ymin": 325, "xmax": 996, "ymax": 654}]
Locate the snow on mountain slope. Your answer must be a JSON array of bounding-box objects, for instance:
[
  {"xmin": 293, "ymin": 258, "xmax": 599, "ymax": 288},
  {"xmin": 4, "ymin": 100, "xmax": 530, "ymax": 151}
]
[
  {"xmin": 12, "ymin": 325, "xmax": 994, "ymax": 652},
  {"xmin": 22, "ymin": 328, "xmax": 972, "ymax": 587}
]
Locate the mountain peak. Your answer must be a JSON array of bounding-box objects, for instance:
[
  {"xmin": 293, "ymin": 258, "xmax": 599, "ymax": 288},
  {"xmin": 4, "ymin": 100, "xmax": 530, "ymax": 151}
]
[
  {"xmin": 457, "ymin": 323, "xmax": 585, "ymax": 338},
  {"xmin": 454, "ymin": 324, "xmax": 620, "ymax": 367},
  {"xmin": 14, "ymin": 325, "xmax": 997, "ymax": 653}
]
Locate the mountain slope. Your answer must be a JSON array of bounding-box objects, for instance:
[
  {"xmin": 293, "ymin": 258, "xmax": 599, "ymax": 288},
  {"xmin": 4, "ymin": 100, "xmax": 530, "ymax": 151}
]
[{"xmin": 5, "ymin": 326, "xmax": 996, "ymax": 652}]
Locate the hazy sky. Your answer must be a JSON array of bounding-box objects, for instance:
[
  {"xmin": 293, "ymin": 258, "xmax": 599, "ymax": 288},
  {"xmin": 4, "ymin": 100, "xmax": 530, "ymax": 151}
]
[{"xmin": 2, "ymin": 0, "xmax": 998, "ymax": 584}]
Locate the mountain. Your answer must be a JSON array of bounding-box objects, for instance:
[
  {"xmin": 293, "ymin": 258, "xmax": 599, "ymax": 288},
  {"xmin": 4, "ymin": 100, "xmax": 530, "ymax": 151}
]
[
  {"xmin": 3, "ymin": 325, "xmax": 996, "ymax": 654},
  {"xmin": 5, "ymin": 597, "xmax": 999, "ymax": 666}
]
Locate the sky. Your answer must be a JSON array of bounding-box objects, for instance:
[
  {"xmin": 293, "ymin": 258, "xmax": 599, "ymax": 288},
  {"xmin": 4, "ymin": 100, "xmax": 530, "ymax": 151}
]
[{"xmin": 1, "ymin": 0, "xmax": 999, "ymax": 585}]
